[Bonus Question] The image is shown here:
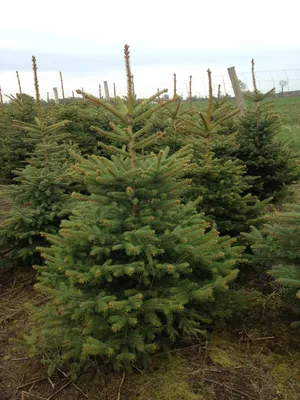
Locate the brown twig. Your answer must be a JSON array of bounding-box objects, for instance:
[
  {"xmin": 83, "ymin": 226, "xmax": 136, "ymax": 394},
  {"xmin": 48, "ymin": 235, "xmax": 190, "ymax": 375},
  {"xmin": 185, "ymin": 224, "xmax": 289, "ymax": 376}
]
[
  {"xmin": 261, "ymin": 290, "xmax": 277, "ymax": 321},
  {"xmin": 47, "ymin": 378, "xmax": 55, "ymax": 389},
  {"xmin": 9, "ymin": 370, "xmax": 26, "ymax": 400},
  {"xmin": 46, "ymin": 380, "xmax": 71, "ymax": 400},
  {"xmin": 17, "ymin": 378, "xmax": 48, "ymax": 390},
  {"xmin": 0, "ymin": 365, "xmax": 18, "ymax": 381},
  {"xmin": 116, "ymin": 370, "xmax": 126, "ymax": 400},
  {"xmin": 204, "ymin": 378, "xmax": 256, "ymax": 399},
  {"xmin": 155, "ymin": 343, "xmax": 204, "ymax": 357},
  {"xmin": 56, "ymin": 368, "xmax": 89, "ymax": 399},
  {"xmin": 21, "ymin": 391, "xmax": 47, "ymax": 400}
]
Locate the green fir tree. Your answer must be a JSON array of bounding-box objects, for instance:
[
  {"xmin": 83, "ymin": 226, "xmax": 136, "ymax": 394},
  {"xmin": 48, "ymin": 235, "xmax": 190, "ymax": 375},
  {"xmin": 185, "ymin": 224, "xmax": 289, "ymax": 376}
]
[
  {"xmin": 53, "ymin": 103, "xmax": 117, "ymax": 155},
  {"xmin": 234, "ymin": 60, "xmax": 299, "ymax": 200},
  {"xmin": 182, "ymin": 70, "xmax": 265, "ymax": 237},
  {"xmin": 26, "ymin": 45, "xmax": 243, "ymax": 373},
  {"xmin": 210, "ymin": 86, "xmax": 240, "ymax": 160},
  {"xmin": 0, "ymin": 93, "xmax": 36, "ymax": 182},
  {"xmin": 243, "ymin": 204, "xmax": 300, "ymax": 326},
  {"xmin": 0, "ymin": 57, "xmax": 75, "ymax": 266}
]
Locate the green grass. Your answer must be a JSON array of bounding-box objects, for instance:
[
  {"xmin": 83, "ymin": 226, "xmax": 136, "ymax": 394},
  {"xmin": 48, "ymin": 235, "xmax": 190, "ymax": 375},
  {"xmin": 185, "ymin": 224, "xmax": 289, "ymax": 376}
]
[
  {"xmin": 272, "ymin": 96, "xmax": 300, "ymax": 125},
  {"xmin": 277, "ymin": 124, "xmax": 300, "ymax": 148},
  {"xmin": 184, "ymin": 96, "xmax": 300, "ymax": 148}
]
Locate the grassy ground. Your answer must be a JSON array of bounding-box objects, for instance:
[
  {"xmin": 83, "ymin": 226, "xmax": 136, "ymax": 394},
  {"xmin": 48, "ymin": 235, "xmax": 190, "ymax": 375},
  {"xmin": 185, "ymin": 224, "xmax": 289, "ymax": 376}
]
[
  {"xmin": 188, "ymin": 95, "xmax": 300, "ymax": 148},
  {"xmin": 187, "ymin": 95, "xmax": 300, "ymax": 122}
]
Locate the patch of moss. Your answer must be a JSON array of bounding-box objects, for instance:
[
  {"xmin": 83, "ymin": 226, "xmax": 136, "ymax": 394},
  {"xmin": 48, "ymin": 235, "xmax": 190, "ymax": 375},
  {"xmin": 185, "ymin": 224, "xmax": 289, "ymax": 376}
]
[
  {"xmin": 257, "ymin": 352, "xmax": 300, "ymax": 400},
  {"xmin": 135, "ymin": 356, "xmax": 204, "ymax": 400},
  {"xmin": 209, "ymin": 348, "xmax": 238, "ymax": 368},
  {"xmin": 209, "ymin": 336, "xmax": 240, "ymax": 368}
]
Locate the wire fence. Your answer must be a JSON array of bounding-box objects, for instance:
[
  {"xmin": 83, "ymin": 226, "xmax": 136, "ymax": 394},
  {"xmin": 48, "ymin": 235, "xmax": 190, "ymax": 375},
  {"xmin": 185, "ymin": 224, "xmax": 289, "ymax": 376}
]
[
  {"xmin": 171, "ymin": 69, "xmax": 300, "ymax": 99},
  {"xmin": 2, "ymin": 68, "xmax": 300, "ymax": 103},
  {"xmin": 82, "ymin": 69, "xmax": 300, "ymax": 101}
]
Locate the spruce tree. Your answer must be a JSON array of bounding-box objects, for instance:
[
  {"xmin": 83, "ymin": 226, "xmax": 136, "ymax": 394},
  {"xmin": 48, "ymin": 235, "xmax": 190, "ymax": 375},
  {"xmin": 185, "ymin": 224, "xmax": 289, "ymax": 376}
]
[
  {"xmin": 54, "ymin": 103, "xmax": 117, "ymax": 155},
  {"xmin": 234, "ymin": 60, "xmax": 299, "ymax": 200},
  {"xmin": 0, "ymin": 94, "xmax": 36, "ymax": 183},
  {"xmin": 182, "ymin": 70, "xmax": 265, "ymax": 237},
  {"xmin": 150, "ymin": 74, "xmax": 193, "ymax": 154},
  {"xmin": 0, "ymin": 57, "xmax": 75, "ymax": 266},
  {"xmin": 244, "ymin": 205, "xmax": 300, "ymax": 326},
  {"xmin": 27, "ymin": 45, "xmax": 243, "ymax": 372},
  {"xmin": 210, "ymin": 88, "xmax": 240, "ymax": 160}
]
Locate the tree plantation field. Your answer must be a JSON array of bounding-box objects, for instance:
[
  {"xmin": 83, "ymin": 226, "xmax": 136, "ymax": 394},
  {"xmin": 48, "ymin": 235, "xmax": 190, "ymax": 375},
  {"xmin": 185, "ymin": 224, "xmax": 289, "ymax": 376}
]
[
  {"xmin": 182, "ymin": 96, "xmax": 300, "ymax": 147},
  {"xmin": 0, "ymin": 49, "xmax": 300, "ymax": 400}
]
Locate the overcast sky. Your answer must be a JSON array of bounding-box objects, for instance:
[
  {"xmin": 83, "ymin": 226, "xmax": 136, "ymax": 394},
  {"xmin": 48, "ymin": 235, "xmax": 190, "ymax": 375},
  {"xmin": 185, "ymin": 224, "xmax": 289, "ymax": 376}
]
[{"xmin": 1, "ymin": 0, "xmax": 300, "ymax": 99}]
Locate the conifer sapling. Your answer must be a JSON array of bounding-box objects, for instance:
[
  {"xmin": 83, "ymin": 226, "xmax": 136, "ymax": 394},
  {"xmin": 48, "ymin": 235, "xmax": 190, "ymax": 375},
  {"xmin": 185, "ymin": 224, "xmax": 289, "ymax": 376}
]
[{"xmin": 26, "ymin": 45, "xmax": 243, "ymax": 373}]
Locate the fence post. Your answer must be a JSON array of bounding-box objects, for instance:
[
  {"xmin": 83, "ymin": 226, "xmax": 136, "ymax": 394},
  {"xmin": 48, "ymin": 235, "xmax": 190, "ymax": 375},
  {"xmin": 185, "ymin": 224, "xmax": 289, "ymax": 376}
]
[
  {"xmin": 59, "ymin": 71, "xmax": 65, "ymax": 101},
  {"xmin": 53, "ymin": 87, "xmax": 59, "ymax": 104},
  {"xmin": 227, "ymin": 66, "xmax": 245, "ymax": 114},
  {"xmin": 104, "ymin": 81, "xmax": 110, "ymax": 100}
]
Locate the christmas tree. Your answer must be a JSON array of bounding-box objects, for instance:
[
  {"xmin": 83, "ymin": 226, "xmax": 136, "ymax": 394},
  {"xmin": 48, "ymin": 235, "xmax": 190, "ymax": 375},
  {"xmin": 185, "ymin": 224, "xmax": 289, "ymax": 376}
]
[
  {"xmin": 210, "ymin": 86, "xmax": 240, "ymax": 160},
  {"xmin": 0, "ymin": 93, "xmax": 36, "ymax": 183},
  {"xmin": 54, "ymin": 103, "xmax": 117, "ymax": 155},
  {"xmin": 234, "ymin": 60, "xmax": 299, "ymax": 200},
  {"xmin": 27, "ymin": 45, "xmax": 243, "ymax": 372},
  {"xmin": 0, "ymin": 57, "xmax": 75, "ymax": 266},
  {"xmin": 244, "ymin": 204, "xmax": 300, "ymax": 326},
  {"xmin": 181, "ymin": 70, "xmax": 265, "ymax": 237}
]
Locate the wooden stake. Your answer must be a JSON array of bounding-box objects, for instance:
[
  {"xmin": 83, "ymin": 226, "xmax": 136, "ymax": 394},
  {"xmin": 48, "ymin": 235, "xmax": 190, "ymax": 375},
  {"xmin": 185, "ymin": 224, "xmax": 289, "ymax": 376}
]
[
  {"xmin": 173, "ymin": 73, "xmax": 177, "ymax": 102},
  {"xmin": 227, "ymin": 66, "xmax": 245, "ymax": 115},
  {"xmin": 59, "ymin": 71, "xmax": 65, "ymax": 101},
  {"xmin": 189, "ymin": 75, "xmax": 193, "ymax": 111},
  {"xmin": 47, "ymin": 92, "xmax": 49, "ymax": 102},
  {"xmin": 103, "ymin": 81, "xmax": 110, "ymax": 100},
  {"xmin": 72, "ymin": 90, "xmax": 74, "ymax": 98},
  {"xmin": 113, "ymin": 83, "xmax": 116, "ymax": 99},
  {"xmin": 218, "ymin": 84, "xmax": 221, "ymax": 99},
  {"xmin": 53, "ymin": 87, "xmax": 59, "ymax": 104},
  {"xmin": 16, "ymin": 71, "xmax": 23, "ymax": 103},
  {"xmin": 99, "ymin": 84, "xmax": 101, "ymax": 98}
]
